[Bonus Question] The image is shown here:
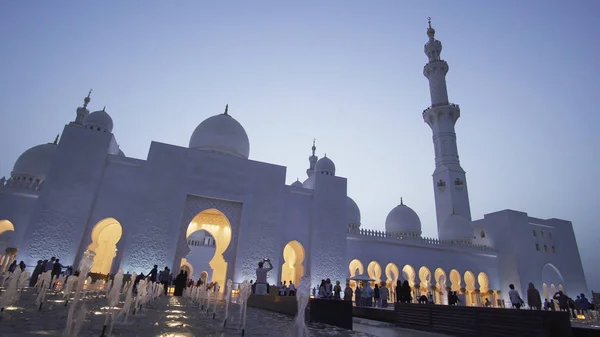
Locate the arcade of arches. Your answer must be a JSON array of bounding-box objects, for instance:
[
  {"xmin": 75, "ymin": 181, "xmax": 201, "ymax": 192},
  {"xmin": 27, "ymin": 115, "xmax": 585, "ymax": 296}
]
[
  {"xmin": 183, "ymin": 209, "xmax": 231, "ymax": 291},
  {"xmin": 347, "ymin": 259, "xmax": 501, "ymax": 307},
  {"xmin": 87, "ymin": 218, "xmax": 123, "ymax": 275},
  {"xmin": 281, "ymin": 240, "xmax": 305, "ymax": 286}
]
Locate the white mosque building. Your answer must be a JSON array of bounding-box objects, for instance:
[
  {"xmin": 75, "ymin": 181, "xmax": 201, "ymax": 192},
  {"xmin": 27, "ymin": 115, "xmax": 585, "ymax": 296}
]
[{"xmin": 0, "ymin": 21, "xmax": 588, "ymax": 306}]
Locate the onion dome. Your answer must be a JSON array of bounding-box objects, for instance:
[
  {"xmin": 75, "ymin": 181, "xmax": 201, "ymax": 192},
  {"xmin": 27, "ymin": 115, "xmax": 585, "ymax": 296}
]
[
  {"xmin": 83, "ymin": 107, "xmax": 114, "ymax": 133},
  {"xmin": 189, "ymin": 105, "xmax": 250, "ymax": 159},
  {"xmin": 385, "ymin": 198, "xmax": 422, "ymax": 237},
  {"xmin": 347, "ymin": 196, "xmax": 361, "ymax": 230},
  {"xmin": 315, "ymin": 155, "xmax": 335, "ymax": 176}
]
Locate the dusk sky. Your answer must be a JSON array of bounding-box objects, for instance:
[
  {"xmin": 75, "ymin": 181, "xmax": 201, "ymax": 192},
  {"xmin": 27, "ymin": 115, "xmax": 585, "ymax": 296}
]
[{"xmin": 1, "ymin": 2, "xmax": 599, "ymax": 290}]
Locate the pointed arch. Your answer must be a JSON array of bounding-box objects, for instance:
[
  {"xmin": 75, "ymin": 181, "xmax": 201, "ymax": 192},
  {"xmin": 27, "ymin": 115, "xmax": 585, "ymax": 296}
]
[
  {"xmin": 402, "ymin": 264, "xmax": 416, "ymax": 287},
  {"xmin": 87, "ymin": 217, "xmax": 123, "ymax": 275},
  {"xmin": 185, "ymin": 208, "xmax": 232, "ymax": 289},
  {"xmin": 281, "ymin": 240, "xmax": 305, "ymax": 286},
  {"xmin": 449, "ymin": 269, "xmax": 461, "ymax": 291},
  {"xmin": 418, "ymin": 266, "xmax": 432, "ymax": 290},
  {"xmin": 0, "ymin": 220, "xmax": 15, "ymax": 236},
  {"xmin": 348, "ymin": 259, "xmax": 364, "ymax": 277},
  {"xmin": 367, "ymin": 261, "xmax": 382, "ymax": 284}
]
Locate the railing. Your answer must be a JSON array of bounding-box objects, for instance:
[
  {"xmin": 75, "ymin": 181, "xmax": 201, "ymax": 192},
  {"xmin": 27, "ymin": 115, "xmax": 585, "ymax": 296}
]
[
  {"xmin": 348, "ymin": 227, "xmax": 496, "ymax": 252},
  {"xmin": 422, "ymin": 103, "xmax": 460, "ymax": 115},
  {"xmin": 187, "ymin": 239, "xmax": 216, "ymax": 247},
  {"xmin": 0, "ymin": 176, "xmax": 43, "ymax": 192}
]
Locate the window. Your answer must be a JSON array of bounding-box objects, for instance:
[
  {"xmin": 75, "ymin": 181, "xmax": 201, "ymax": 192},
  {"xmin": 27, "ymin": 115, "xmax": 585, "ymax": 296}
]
[
  {"xmin": 544, "ymin": 245, "xmax": 548, "ymax": 252},
  {"xmin": 480, "ymin": 231, "xmax": 486, "ymax": 238},
  {"xmin": 533, "ymin": 229, "xmax": 536, "ymax": 237},
  {"xmin": 541, "ymin": 231, "xmax": 545, "ymax": 238},
  {"xmin": 552, "ymin": 246, "xmax": 556, "ymax": 253},
  {"xmin": 536, "ymin": 244, "xmax": 540, "ymax": 251}
]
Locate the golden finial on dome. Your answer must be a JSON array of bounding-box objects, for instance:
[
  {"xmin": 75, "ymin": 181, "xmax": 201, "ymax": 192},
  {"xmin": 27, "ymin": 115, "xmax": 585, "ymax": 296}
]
[
  {"xmin": 224, "ymin": 104, "xmax": 229, "ymax": 115},
  {"xmin": 427, "ymin": 17, "xmax": 435, "ymax": 37}
]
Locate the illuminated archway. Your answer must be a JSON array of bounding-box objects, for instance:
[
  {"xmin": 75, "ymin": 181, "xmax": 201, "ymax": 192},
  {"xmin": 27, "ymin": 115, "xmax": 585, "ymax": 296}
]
[
  {"xmin": 449, "ymin": 269, "xmax": 461, "ymax": 291},
  {"xmin": 385, "ymin": 263, "xmax": 400, "ymax": 302},
  {"xmin": 464, "ymin": 271, "xmax": 476, "ymax": 306},
  {"xmin": 542, "ymin": 283, "xmax": 549, "ymax": 301},
  {"xmin": 185, "ymin": 209, "xmax": 232, "ymax": 289},
  {"xmin": 180, "ymin": 257, "xmax": 194, "ymax": 278},
  {"xmin": 434, "ymin": 268, "xmax": 447, "ymax": 304},
  {"xmin": 477, "ymin": 272, "xmax": 489, "ymax": 293},
  {"xmin": 200, "ymin": 271, "xmax": 208, "ymax": 284},
  {"xmin": 87, "ymin": 218, "xmax": 122, "ymax": 274},
  {"xmin": 402, "ymin": 265, "xmax": 416, "ymax": 287},
  {"xmin": 542, "ymin": 263, "xmax": 565, "ymax": 294},
  {"xmin": 418, "ymin": 266, "xmax": 432, "ymax": 290},
  {"xmin": 402, "ymin": 264, "xmax": 416, "ymax": 302},
  {"xmin": 349, "ymin": 259, "xmax": 364, "ymax": 277},
  {"xmin": 281, "ymin": 240, "xmax": 305, "ymax": 286},
  {"xmin": 367, "ymin": 261, "xmax": 382, "ymax": 284}
]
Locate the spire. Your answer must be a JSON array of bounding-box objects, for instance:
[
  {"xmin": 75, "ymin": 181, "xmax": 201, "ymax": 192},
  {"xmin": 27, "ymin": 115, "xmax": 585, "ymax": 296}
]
[
  {"xmin": 400, "ymin": 197, "xmax": 404, "ymax": 206},
  {"xmin": 311, "ymin": 138, "xmax": 316, "ymax": 156},
  {"xmin": 83, "ymin": 89, "xmax": 92, "ymax": 108},
  {"xmin": 427, "ymin": 17, "xmax": 435, "ymax": 39},
  {"xmin": 306, "ymin": 139, "xmax": 319, "ymax": 178},
  {"xmin": 53, "ymin": 134, "xmax": 59, "ymax": 144},
  {"xmin": 224, "ymin": 104, "xmax": 229, "ymax": 115},
  {"xmin": 102, "ymin": 106, "xmax": 106, "ymax": 112}
]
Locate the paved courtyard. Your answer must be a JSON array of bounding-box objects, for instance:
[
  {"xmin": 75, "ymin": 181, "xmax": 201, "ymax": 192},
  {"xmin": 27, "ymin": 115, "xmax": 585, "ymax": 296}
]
[{"xmin": 0, "ymin": 289, "xmax": 449, "ymax": 336}]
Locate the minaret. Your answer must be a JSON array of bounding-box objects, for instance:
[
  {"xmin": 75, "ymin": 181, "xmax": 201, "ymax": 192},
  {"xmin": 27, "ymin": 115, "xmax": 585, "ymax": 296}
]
[
  {"xmin": 305, "ymin": 139, "xmax": 318, "ymax": 177},
  {"xmin": 422, "ymin": 18, "xmax": 473, "ymax": 237},
  {"xmin": 72, "ymin": 89, "xmax": 92, "ymax": 125}
]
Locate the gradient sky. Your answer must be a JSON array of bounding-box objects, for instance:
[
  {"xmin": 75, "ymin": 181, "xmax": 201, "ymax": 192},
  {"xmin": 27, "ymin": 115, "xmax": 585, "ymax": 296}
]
[{"xmin": 1, "ymin": 1, "xmax": 599, "ymax": 290}]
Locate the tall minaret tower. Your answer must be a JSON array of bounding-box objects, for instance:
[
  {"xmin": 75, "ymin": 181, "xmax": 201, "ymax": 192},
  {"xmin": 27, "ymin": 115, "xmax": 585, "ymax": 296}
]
[
  {"xmin": 422, "ymin": 18, "xmax": 473, "ymax": 240},
  {"xmin": 305, "ymin": 139, "xmax": 318, "ymax": 177}
]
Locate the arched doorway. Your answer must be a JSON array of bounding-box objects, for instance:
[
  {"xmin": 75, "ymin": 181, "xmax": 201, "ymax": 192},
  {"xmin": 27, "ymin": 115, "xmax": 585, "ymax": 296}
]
[
  {"xmin": 180, "ymin": 257, "xmax": 194, "ymax": 278},
  {"xmin": 87, "ymin": 218, "xmax": 123, "ymax": 275},
  {"xmin": 385, "ymin": 263, "xmax": 400, "ymax": 302},
  {"xmin": 464, "ymin": 271, "xmax": 476, "ymax": 306},
  {"xmin": 402, "ymin": 265, "xmax": 416, "ymax": 302},
  {"xmin": 449, "ymin": 269, "xmax": 461, "ymax": 292},
  {"xmin": 478, "ymin": 272, "xmax": 490, "ymax": 306},
  {"xmin": 348, "ymin": 259, "xmax": 364, "ymax": 290},
  {"xmin": 280, "ymin": 240, "xmax": 305, "ymax": 287},
  {"xmin": 367, "ymin": 261, "xmax": 382, "ymax": 285},
  {"xmin": 542, "ymin": 263, "xmax": 565, "ymax": 295},
  {"xmin": 200, "ymin": 271, "xmax": 208, "ymax": 284},
  {"xmin": 434, "ymin": 268, "xmax": 447, "ymax": 304},
  {"xmin": 184, "ymin": 209, "xmax": 231, "ymax": 289}
]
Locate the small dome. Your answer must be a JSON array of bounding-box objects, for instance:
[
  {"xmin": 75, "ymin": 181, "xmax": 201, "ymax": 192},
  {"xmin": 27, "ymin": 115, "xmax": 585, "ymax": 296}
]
[
  {"xmin": 315, "ymin": 155, "xmax": 335, "ymax": 175},
  {"xmin": 84, "ymin": 109, "xmax": 114, "ymax": 133},
  {"xmin": 385, "ymin": 199, "xmax": 422, "ymax": 236},
  {"xmin": 11, "ymin": 143, "xmax": 58, "ymax": 182},
  {"xmin": 291, "ymin": 179, "xmax": 303, "ymax": 188},
  {"xmin": 189, "ymin": 112, "xmax": 249, "ymax": 159},
  {"xmin": 347, "ymin": 196, "xmax": 361, "ymax": 229},
  {"xmin": 439, "ymin": 213, "xmax": 473, "ymax": 242}
]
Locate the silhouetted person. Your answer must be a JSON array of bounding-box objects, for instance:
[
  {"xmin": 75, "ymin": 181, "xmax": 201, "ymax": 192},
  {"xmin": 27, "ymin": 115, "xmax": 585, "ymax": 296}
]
[
  {"xmin": 51, "ymin": 259, "xmax": 63, "ymax": 280},
  {"xmin": 147, "ymin": 265, "xmax": 158, "ymax": 283},
  {"xmin": 29, "ymin": 260, "xmax": 43, "ymax": 287},
  {"xmin": 553, "ymin": 291, "xmax": 569, "ymax": 311},
  {"xmin": 527, "ymin": 282, "xmax": 542, "ymax": 310},
  {"xmin": 8, "ymin": 260, "xmax": 17, "ymax": 273},
  {"xmin": 395, "ymin": 280, "xmax": 402, "ymax": 303},
  {"xmin": 400, "ymin": 280, "xmax": 412, "ymax": 303},
  {"xmin": 18, "ymin": 261, "xmax": 26, "ymax": 272},
  {"xmin": 173, "ymin": 270, "xmax": 186, "ymax": 296},
  {"xmin": 509, "ymin": 284, "xmax": 524, "ymax": 309},
  {"xmin": 159, "ymin": 267, "xmax": 170, "ymax": 295}
]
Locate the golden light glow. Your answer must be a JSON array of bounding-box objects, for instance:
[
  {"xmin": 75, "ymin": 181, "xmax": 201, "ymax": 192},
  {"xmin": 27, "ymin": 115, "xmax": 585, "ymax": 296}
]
[
  {"xmin": 184, "ymin": 208, "xmax": 231, "ymax": 290},
  {"xmin": 402, "ymin": 265, "xmax": 416, "ymax": 288},
  {"xmin": 419, "ymin": 266, "xmax": 432, "ymax": 290},
  {"xmin": 281, "ymin": 240, "xmax": 305, "ymax": 286},
  {"xmin": 477, "ymin": 272, "xmax": 489, "ymax": 294},
  {"xmin": 449, "ymin": 269, "xmax": 461, "ymax": 291},
  {"xmin": 0, "ymin": 220, "xmax": 15, "ymax": 236},
  {"xmin": 348, "ymin": 259, "xmax": 364, "ymax": 277},
  {"xmin": 464, "ymin": 271, "xmax": 475, "ymax": 291},
  {"xmin": 180, "ymin": 257, "xmax": 193, "ymax": 278},
  {"xmin": 385, "ymin": 263, "xmax": 400, "ymax": 284},
  {"xmin": 367, "ymin": 261, "xmax": 382, "ymax": 284},
  {"xmin": 87, "ymin": 218, "xmax": 122, "ymax": 274}
]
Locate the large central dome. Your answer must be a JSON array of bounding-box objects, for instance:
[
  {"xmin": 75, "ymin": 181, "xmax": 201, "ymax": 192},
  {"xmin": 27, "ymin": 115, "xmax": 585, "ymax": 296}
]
[{"xmin": 188, "ymin": 107, "xmax": 250, "ymax": 159}]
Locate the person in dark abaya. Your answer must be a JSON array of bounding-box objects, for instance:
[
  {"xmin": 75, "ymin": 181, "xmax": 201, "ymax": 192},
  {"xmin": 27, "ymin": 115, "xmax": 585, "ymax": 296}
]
[
  {"xmin": 395, "ymin": 280, "xmax": 402, "ymax": 303},
  {"xmin": 173, "ymin": 270, "xmax": 186, "ymax": 296},
  {"xmin": 401, "ymin": 280, "xmax": 412, "ymax": 303},
  {"xmin": 29, "ymin": 260, "xmax": 43, "ymax": 287}
]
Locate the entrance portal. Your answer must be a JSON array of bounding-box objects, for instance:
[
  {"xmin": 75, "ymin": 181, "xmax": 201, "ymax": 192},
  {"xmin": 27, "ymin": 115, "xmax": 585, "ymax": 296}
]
[
  {"xmin": 184, "ymin": 209, "xmax": 231, "ymax": 290},
  {"xmin": 280, "ymin": 240, "xmax": 305, "ymax": 286},
  {"xmin": 87, "ymin": 218, "xmax": 123, "ymax": 274}
]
